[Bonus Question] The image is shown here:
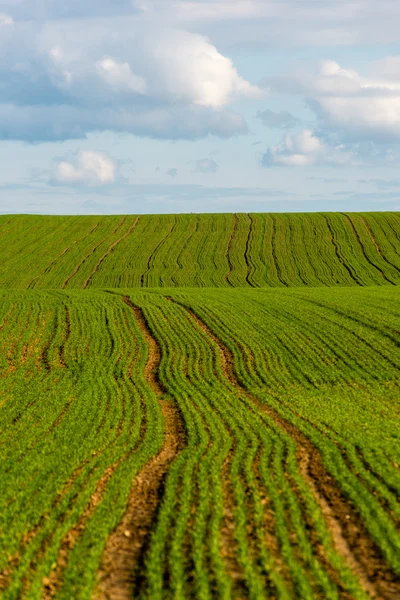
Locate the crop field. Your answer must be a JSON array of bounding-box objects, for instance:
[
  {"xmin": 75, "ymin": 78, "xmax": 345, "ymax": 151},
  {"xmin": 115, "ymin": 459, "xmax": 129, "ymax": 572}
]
[
  {"xmin": 0, "ymin": 283, "xmax": 399, "ymax": 600},
  {"xmin": 0, "ymin": 213, "xmax": 399, "ymax": 600},
  {"xmin": 1, "ymin": 213, "xmax": 400, "ymax": 288}
]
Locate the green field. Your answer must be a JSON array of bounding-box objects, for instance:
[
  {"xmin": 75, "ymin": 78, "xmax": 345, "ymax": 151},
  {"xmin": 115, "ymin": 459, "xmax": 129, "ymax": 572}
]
[
  {"xmin": 1, "ymin": 213, "xmax": 400, "ymax": 288},
  {"xmin": 0, "ymin": 214, "xmax": 399, "ymax": 600}
]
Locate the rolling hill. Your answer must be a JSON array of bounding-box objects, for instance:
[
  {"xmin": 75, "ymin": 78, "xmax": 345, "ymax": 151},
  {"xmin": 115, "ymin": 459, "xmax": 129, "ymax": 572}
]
[{"xmin": 0, "ymin": 212, "xmax": 400, "ymax": 288}]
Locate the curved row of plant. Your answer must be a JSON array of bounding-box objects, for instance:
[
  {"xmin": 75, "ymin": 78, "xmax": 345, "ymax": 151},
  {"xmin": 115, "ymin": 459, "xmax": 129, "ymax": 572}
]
[{"xmin": 0, "ymin": 213, "xmax": 400, "ymax": 288}]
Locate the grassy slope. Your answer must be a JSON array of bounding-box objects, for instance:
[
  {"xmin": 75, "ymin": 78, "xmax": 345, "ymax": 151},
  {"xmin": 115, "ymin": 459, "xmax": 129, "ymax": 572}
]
[
  {"xmin": 0, "ymin": 287, "xmax": 399, "ymax": 599},
  {"xmin": 0, "ymin": 213, "xmax": 400, "ymax": 288}
]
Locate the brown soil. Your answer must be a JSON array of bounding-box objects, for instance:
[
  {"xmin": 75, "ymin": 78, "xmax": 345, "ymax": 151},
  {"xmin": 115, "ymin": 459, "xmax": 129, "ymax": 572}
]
[
  {"xmin": 0, "ymin": 555, "xmax": 19, "ymax": 592},
  {"xmin": 93, "ymin": 296, "xmax": 185, "ymax": 600},
  {"xmin": 220, "ymin": 463, "xmax": 247, "ymax": 592},
  {"xmin": 94, "ymin": 400, "xmax": 183, "ymax": 600},
  {"xmin": 176, "ymin": 301, "xmax": 400, "ymax": 600}
]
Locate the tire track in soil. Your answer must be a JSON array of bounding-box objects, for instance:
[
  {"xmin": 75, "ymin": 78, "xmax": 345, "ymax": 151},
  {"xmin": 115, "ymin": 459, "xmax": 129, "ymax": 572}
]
[
  {"xmin": 174, "ymin": 301, "xmax": 397, "ymax": 600},
  {"xmin": 166, "ymin": 298, "xmax": 290, "ymax": 594},
  {"xmin": 225, "ymin": 214, "xmax": 239, "ymax": 287},
  {"xmin": 140, "ymin": 219, "xmax": 176, "ymax": 287},
  {"xmin": 322, "ymin": 214, "xmax": 362, "ymax": 286},
  {"xmin": 94, "ymin": 296, "xmax": 185, "ymax": 600},
  {"xmin": 244, "ymin": 214, "xmax": 256, "ymax": 288},
  {"xmin": 83, "ymin": 218, "xmax": 140, "ymax": 289}
]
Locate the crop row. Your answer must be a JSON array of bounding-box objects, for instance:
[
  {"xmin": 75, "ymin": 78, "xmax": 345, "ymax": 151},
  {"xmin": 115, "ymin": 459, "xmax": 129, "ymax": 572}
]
[
  {"xmin": 0, "ymin": 287, "xmax": 399, "ymax": 598},
  {"xmin": 1, "ymin": 213, "xmax": 400, "ymax": 288}
]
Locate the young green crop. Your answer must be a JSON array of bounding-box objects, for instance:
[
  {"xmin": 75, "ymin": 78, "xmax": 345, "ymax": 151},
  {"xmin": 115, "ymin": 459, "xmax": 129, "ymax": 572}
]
[
  {"xmin": 0, "ymin": 286, "xmax": 399, "ymax": 599},
  {"xmin": 0, "ymin": 213, "xmax": 399, "ymax": 288}
]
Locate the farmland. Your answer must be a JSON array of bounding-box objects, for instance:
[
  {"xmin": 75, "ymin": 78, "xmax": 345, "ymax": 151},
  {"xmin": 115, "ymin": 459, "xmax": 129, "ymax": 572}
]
[
  {"xmin": 0, "ymin": 213, "xmax": 400, "ymax": 288},
  {"xmin": 0, "ymin": 213, "xmax": 399, "ymax": 600}
]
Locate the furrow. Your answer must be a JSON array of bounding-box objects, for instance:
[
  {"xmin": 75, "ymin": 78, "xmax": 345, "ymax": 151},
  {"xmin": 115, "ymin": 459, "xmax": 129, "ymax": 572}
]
[
  {"xmin": 83, "ymin": 218, "xmax": 140, "ymax": 289},
  {"xmin": 225, "ymin": 214, "xmax": 239, "ymax": 286},
  {"xmin": 42, "ymin": 465, "xmax": 126, "ymax": 600},
  {"xmin": 140, "ymin": 220, "xmax": 176, "ymax": 287},
  {"xmin": 244, "ymin": 214, "xmax": 256, "ymax": 287},
  {"xmin": 174, "ymin": 301, "xmax": 388, "ymax": 599},
  {"xmin": 342, "ymin": 213, "xmax": 395, "ymax": 285},
  {"xmin": 359, "ymin": 216, "xmax": 400, "ymax": 277},
  {"xmin": 323, "ymin": 214, "xmax": 362, "ymax": 285},
  {"xmin": 59, "ymin": 305, "xmax": 71, "ymax": 368},
  {"xmin": 170, "ymin": 215, "xmax": 199, "ymax": 286},
  {"xmin": 61, "ymin": 217, "xmax": 127, "ymax": 289},
  {"xmin": 270, "ymin": 215, "xmax": 287, "ymax": 286},
  {"xmin": 94, "ymin": 297, "xmax": 185, "ymax": 600}
]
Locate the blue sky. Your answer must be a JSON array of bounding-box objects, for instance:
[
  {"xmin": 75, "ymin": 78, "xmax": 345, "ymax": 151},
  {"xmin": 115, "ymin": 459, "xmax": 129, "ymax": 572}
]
[{"xmin": 1, "ymin": 0, "xmax": 400, "ymax": 214}]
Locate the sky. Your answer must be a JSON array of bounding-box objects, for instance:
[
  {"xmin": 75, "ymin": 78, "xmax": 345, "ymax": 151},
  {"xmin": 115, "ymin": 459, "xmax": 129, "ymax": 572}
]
[{"xmin": 1, "ymin": 0, "xmax": 400, "ymax": 215}]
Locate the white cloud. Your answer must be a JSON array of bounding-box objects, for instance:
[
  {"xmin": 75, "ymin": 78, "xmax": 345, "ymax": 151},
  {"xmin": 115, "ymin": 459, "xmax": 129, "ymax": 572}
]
[
  {"xmin": 54, "ymin": 151, "xmax": 116, "ymax": 185},
  {"xmin": 262, "ymin": 129, "xmax": 356, "ymax": 167},
  {"xmin": 266, "ymin": 58, "xmax": 400, "ymax": 144},
  {"xmin": 143, "ymin": 29, "xmax": 262, "ymax": 108},
  {"xmin": 0, "ymin": 18, "xmax": 259, "ymax": 141},
  {"xmin": 310, "ymin": 60, "xmax": 400, "ymax": 142},
  {"xmin": 96, "ymin": 57, "xmax": 147, "ymax": 94}
]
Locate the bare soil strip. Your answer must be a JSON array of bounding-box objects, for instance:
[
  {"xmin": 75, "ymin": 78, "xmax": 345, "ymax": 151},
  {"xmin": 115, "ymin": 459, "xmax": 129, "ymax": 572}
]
[
  {"xmin": 94, "ymin": 297, "xmax": 185, "ymax": 600},
  {"xmin": 177, "ymin": 302, "xmax": 399, "ymax": 599},
  {"xmin": 83, "ymin": 218, "xmax": 140, "ymax": 289}
]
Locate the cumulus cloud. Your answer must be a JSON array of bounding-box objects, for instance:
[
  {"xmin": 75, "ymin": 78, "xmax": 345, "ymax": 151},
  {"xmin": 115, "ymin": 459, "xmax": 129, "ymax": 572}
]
[
  {"xmin": 54, "ymin": 151, "xmax": 117, "ymax": 185},
  {"xmin": 0, "ymin": 17, "xmax": 260, "ymax": 142},
  {"xmin": 141, "ymin": 29, "xmax": 262, "ymax": 108},
  {"xmin": 262, "ymin": 129, "xmax": 356, "ymax": 167},
  {"xmin": 96, "ymin": 57, "xmax": 147, "ymax": 94},
  {"xmin": 257, "ymin": 109, "xmax": 300, "ymax": 129},
  {"xmin": 266, "ymin": 59, "xmax": 400, "ymax": 143},
  {"xmin": 195, "ymin": 158, "xmax": 218, "ymax": 173}
]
